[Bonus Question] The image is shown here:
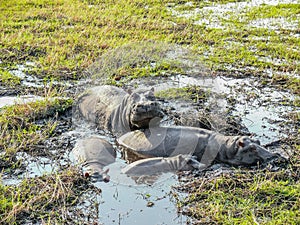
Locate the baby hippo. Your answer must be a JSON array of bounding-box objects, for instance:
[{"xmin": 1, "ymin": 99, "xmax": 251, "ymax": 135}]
[
  {"xmin": 118, "ymin": 126, "xmax": 287, "ymax": 168},
  {"xmin": 122, "ymin": 154, "xmax": 205, "ymax": 176},
  {"xmin": 71, "ymin": 136, "xmax": 116, "ymax": 182}
]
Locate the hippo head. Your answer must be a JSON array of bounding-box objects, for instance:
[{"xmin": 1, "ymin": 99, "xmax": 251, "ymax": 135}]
[
  {"xmin": 129, "ymin": 88, "xmax": 164, "ymax": 129},
  {"xmin": 83, "ymin": 167, "xmax": 110, "ymax": 183},
  {"xmin": 222, "ymin": 136, "xmax": 287, "ymax": 166}
]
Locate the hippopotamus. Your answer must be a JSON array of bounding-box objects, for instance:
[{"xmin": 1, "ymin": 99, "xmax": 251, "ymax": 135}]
[
  {"xmin": 118, "ymin": 126, "xmax": 286, "ymax": 168},
  {"xmin": 122, "ymin": 154, "xmax": 205, "ymax": 176},
  {"xmin": 71, "ymin": 136, "xmax": 116, "ymax": 182},
  {"xmin": 77, "ymin": 85, "xmax": 163, "ymax": 136}
]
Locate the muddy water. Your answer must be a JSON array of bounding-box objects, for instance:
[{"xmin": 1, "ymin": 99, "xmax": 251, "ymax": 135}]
[
  {"xmin": 8, "ymin": 63, "xmax": 73, "ymax": 88},
  {"xmin": 0, "ymin": 95, "xmax": 46, "ymax": 108},
  {"xmin": 129, "ymin": 74, "xmax": 296, "ymax": 147},
  {"xmin": 96, "ymin": 170, "xmax": 187, "ymax": 224},
  {"xmin": 1, "ymin": 62, "xmax": 297, "ymax": 224},
  {"xmin": 78, "ymin": 73, "xmax": 295, "ymax": 224},
  {"xmin": 67, "ymin": 117, "xmax": 190, "ymax": 224},
  {"xmin": 1, "ymin": 72, "xmax": 296, "ymax": 224},
  {"xmin": 2, "ymin": 152, "xmax": 60, "ymax": 185},
  {"xmin": 169, "ymin": 0, "xmax": 299, "ymax": 30}
]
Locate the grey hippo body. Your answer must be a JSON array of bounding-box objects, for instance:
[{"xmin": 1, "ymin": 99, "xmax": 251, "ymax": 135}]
[
  {"xmin": 122, "ymin": 154, "xmax": 205, "ymax": 176},
  {"xmin": 118, "ymin": 126, "xmax": 285, "ymax": 168},
  {"xmin": 71, "ymin": 136, "xmax": 116, "ymax": 182},
  {"xmin": 78, "ymin": 85, "xmax": 163, "ymax": 136}
]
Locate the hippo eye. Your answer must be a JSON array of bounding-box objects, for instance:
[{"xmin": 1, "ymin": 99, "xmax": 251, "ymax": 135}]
[
  {"xmin": 147, "ymin": 95, "xmax": 155, "ymax": 101},
  {"xmin": 238, "ymin": 140, "xmax": 245, "ymax": 148},
  {"xmin": 131, "ymin": 93, "xmax": 140, "ymax": 100},
  {"xmin": 250, "ymin": 146, "xmax": 257, "ymax": 152},
  {"xmin": 242, "ymin": 145, "xmax": 257, "ymax": 153}
]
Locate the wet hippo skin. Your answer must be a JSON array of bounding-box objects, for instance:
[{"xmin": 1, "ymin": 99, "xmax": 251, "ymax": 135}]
[
  {"xmin": 122, "ymin": 154, "xmax": 205, "ymax": 176},
  {"xmin": 118, "ymin": 126, "xmax": 286, "ymax": 168},
  {"xmin": 77, "ymin": 85, "xmax": 163, "ymax": 137},
  {"xmin": 71, "ymin": 136, "xmax": 116, "ymax": 182}
]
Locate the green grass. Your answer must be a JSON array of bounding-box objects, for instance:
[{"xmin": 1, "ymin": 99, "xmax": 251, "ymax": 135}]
[
  {"xmin": 170, "ymin": 1, "xmax": 300, "ymax": 81},
  {"xmin": 0, "ymin": 0, "xmax": 298, "ymax": 84},
  {"xmin": 155, "ymin": 86, "xmax": 210, "ymax": 102},
  {"xmin": 245, "ymin": 4, "xmax": 300, "ymax": 20},
  {"xmin": 0, "ymin": 97, "xmax": 72, "ymax": 162},
  {"xmin": 0, "ymin": 0, "xmax": 299, "ymax": 224},
  {"xmin": 0, "ymin": 0, "xmax": 183, "ymax": 78},
  {"xmin": 175, "ymin": 169, "xmax": 300, "ymax": 224},
  {"xmin": 0, "ymin": 167, "xmax": 101, "ymax": 225},
  {"xmin": 0, "ymin": 70, "xmax": 21, "ymax": 86}
]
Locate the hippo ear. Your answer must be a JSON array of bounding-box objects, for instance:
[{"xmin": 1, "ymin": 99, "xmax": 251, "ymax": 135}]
[
  {"xmin": 249, "ymin": 135, "xmax": 261, "ymax": 145},
  {"xmin": 238, "ymin": 140, "xmax": 245, "ymax": 148},
  {"xmin": 150, "ymin": 87, "xmax": 154, "ymax": 92},
  {"xmin": 253, "ymin": 139, "xmax": 261, "ymax": 145}
]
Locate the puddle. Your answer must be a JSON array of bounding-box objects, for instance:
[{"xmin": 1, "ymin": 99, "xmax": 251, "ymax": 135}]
[
  {"xmin": 2, "ymin": 152, "xmax": 59, "ymax": 185},
  {"xmin": 128, "ymin": 75, "xmax": 229, "ymax": 93},
  {"xmin": 128, "ymin": 74, "xmax": 298, "ymax": 145},
  {"xmin": 10, "ymin": 64, "xmax": 42, "ymax": 88},
  {"xmin": 1, "ymin": 72, "xmax": 297, "ymax": 224},
  {"xmin": 66, "ymin": 118, "xmax": 190, "ymax": 224},
  {"xmin": 8, "ymin": 63, "xmax": 73, "ymax": 88},
  {"xmin": 248, "ymin": 17, "xmax": 299, "ymax": 30},
  {"xmin": 2, "ymin": 72, "xmax": 296, "ymax": 223},
  {"xmin": 67, "ymin": 73, "xmax": 297, "ymax": 224},
  {"xmin": 0, "ymin": 95, "xmax": 44, "ymax": 108},
  {"xmin": 168, "ymin": 0, "xmax": 299, "ymax": 30},
  {"xmin": 97, "ymin": 175, "xmax": 188, "ymax": 225}
]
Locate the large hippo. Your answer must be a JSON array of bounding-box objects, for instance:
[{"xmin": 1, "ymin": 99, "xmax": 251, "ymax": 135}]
[
  {"xmin": 122, "ymin": 154, "xmax": 205, "ymax": 176},
  {"xmin": 71, "ymin": 136, "xmax": 116, "ymax": 182},
  {"xmin": 77, "ymin": 85, "xmax": 163, "ymax": 136},
  {"xmin": 118, "ymin": 126, "xmax": 286, "ymax": 168}
]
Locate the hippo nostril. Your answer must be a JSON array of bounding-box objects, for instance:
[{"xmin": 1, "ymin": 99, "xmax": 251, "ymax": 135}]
[
  {"xmin": 275, "ymin": 155, "xmax": 289, "ymax": 163},
  {"xmin": 265, "ymin": 153, "xmax": 288, "ymax": 164},
  {"xmin": 150, "ymin": 102, "xmax": 158, "ymax": 106},
  {"xmin": 103, "ymin": 175, "xmax": 110, "ymax": 183}
]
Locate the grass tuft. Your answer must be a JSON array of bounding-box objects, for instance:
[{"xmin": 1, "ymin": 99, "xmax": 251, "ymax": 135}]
[{"xmin": 0, "ymin": 166, "xmax": 101, "ymax": 224}]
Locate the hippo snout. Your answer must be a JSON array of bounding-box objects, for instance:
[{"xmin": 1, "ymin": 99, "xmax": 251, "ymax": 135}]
[
  {"xmin": 132, "ymin": 101, "xmax": 161, "ymax": 113},
  {"xmin": 262, "ymin": 152, "xmax": 288, "ymax": 165},
  {"xmin": 84, "ymin": 168, "xmax": 110, "ymax": 183},
  {"xmin": 130, "ymin": 101, "xmax": 164, "ymax": 128},
  {"xmin": 254, "ymin": 145, "xmax": 288, "ymax": 167}
]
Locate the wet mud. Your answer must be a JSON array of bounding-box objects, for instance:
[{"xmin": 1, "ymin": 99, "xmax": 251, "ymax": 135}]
[
  {"xmin": 1, "ymin": 58, "xmax": 299, "ymax": 224},
  {"xmin": 1, "ymin": 10, "xmax": 299, "ymax": 221},
  {"xmin": 1, "ymin": 0, "xmax": 299, "ymax": 223}
]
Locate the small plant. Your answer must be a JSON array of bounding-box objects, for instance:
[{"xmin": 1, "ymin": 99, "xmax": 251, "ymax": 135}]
[
  {"xmin": 0, "ymin": 69, "xmax": 21, "ymax": 86},
  {"xmin": 156, "ymin": 86, "xmax": 210, "ymax": 103}
]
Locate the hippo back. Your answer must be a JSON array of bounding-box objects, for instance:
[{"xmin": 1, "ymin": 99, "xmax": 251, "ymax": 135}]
[
  {"xmin": 122, "ymin": 155, "xmax": 190, "ymax": 176},
  {"xmin": 78, "ymin": 85, "xmax": 163, "ymax": 137},
  {"xmin": 72, "ymin": 136, "xmax": 116, "ymax": 167},
  {"xmin": 78, "ymin": 85, "xmax": 126, "ymax": 125},
  {"xmin": 118, "ymin": 126, "xmax": 212, "ymax": 158}
]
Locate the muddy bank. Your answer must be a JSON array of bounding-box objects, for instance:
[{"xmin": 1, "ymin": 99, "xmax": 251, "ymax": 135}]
[{"xmin": 1, "ymin": 66, "xmax": 298, "ymax": 224}]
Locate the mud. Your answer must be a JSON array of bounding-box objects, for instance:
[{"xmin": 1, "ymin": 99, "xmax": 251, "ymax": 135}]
[
  {"xmin": 1, "ymin": 67, "xmax": 298, "ymax": 224},
  {"xmin": 1, "ymin": 46, "xmax": 299, "ymax": 224}
]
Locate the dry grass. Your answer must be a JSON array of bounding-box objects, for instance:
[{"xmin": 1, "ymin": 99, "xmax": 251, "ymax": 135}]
[{"xmin": 1, "ymin": 166, "xmax": 101, "ymax": 224}]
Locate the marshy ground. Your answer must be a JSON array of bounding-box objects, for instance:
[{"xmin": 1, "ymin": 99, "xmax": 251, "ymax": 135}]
[{"xmin": 0, "ymin": 0, "xmax": 299, "ymax": 224}]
